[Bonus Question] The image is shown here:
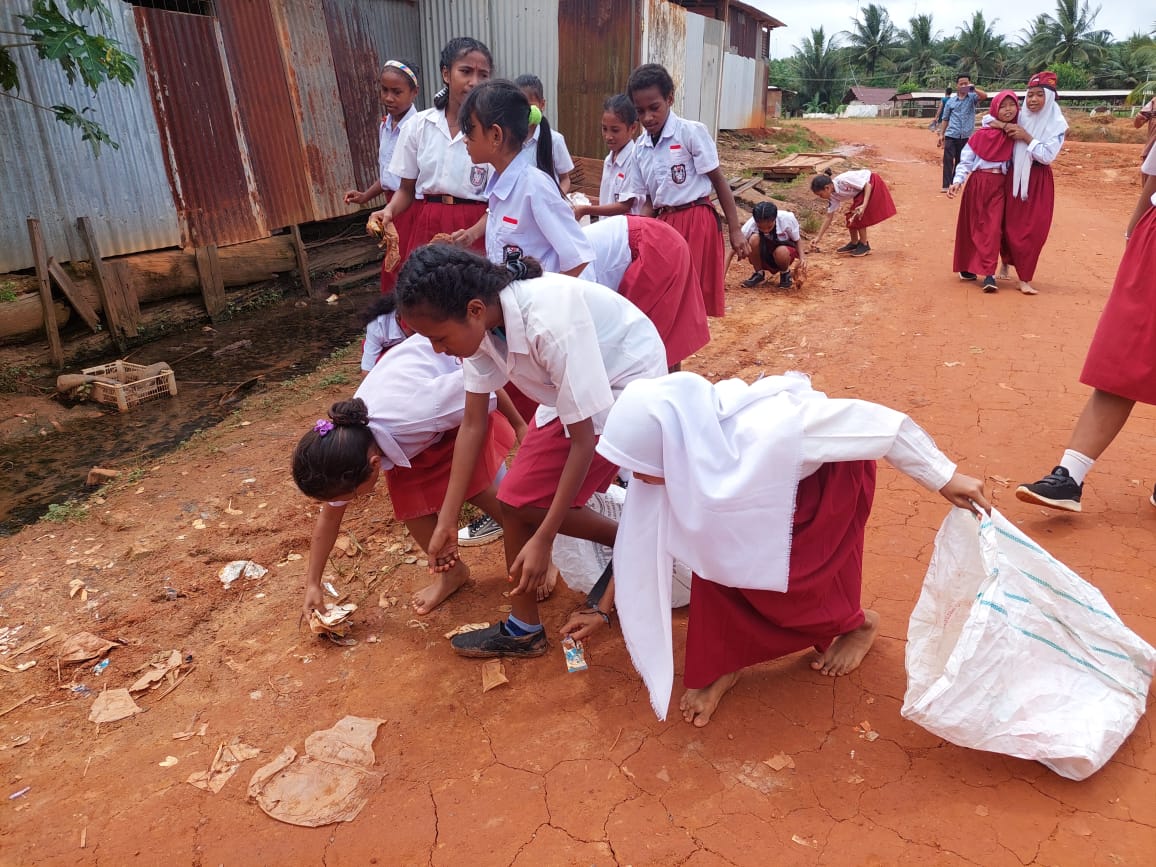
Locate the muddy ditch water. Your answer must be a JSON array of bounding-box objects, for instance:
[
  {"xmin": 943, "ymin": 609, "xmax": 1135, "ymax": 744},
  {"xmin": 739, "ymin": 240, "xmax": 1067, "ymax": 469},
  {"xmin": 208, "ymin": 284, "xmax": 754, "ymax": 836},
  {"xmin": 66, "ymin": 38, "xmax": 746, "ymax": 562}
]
[{"xmin": 1, "ymin": 280, "xmax": 382, "ymax": 535}]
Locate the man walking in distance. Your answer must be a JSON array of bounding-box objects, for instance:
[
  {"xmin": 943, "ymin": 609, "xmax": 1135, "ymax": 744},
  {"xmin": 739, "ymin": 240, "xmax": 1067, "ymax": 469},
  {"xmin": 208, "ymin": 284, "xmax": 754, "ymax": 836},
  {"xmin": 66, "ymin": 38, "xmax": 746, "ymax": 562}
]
[{"xmin": 938, "ymin": 74, "xmax": 988, "ymax": 193}]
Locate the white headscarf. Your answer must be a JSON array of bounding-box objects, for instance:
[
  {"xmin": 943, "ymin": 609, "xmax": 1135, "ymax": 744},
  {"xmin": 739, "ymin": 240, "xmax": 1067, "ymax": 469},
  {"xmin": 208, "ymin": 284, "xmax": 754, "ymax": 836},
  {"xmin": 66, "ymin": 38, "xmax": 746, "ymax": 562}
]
[
  {"xmin": 1011, "ymin": 87, "xmax": 1068, "ymax": 201},
  {"xmin": 595, "ymin": 371, "xmax": 825, "ymax": 719}
]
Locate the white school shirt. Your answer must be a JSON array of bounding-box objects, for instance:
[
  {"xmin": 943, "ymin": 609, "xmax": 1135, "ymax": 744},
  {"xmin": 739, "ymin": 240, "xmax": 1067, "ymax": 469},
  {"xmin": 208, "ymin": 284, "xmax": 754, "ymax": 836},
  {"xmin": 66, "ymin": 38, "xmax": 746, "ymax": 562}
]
[
  {"xmin": 951, "ymin": 144, "xmax": 1007, "ymax": 185},
  {"xmin": 740, "ymin": 212, "xmax": 801, "ymax": 244},
  {"xmin": 389, "ymin": 107, "xmax": 491, "ymax": 200},
  {"xmin": 360, "ymin": 313, "xmax": 407, "ymax": 372},
  {"xmin": 632, "ymin": 110, "xmax": 718, "ymax": 208},
  {"xmin": 1024, "ymin": 132, "xmax": 1066, "ymax": 166},
  {"xmin": 485, "ymin": 150, "xmax": 594, "ymax": 273},
  {"xmin": 378, "ymin": 105, "xmax": 417, "ymax": 192},
  {"xmin": 581, "ymin": 215, "xmax": 632, "ymax": 291},
  {"xmin": 599, "ymin": 141, "xmax": 647, "ymax": 214},
  {"xmin": 463, "ymin": 274, "xmax": 666, "ymax": 432},
  {"xmin": 825, "ymin": 169, "xmax": 873, "ymax": 213},
  {"xmin": 522, "ymin": 126, "xmax": 576, "ymax": 180}
]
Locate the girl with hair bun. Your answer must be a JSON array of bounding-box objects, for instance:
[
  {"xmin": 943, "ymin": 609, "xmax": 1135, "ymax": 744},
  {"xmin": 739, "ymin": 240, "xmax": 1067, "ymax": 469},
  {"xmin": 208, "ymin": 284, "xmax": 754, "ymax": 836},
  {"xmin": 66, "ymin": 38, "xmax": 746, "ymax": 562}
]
[
  {"xmin": 292, "ymin": 326, "xmax": 521, "ymax": 618},
  {"xmin": 394, "ymin": 244, "xmax": 666, "ymax": 659}
]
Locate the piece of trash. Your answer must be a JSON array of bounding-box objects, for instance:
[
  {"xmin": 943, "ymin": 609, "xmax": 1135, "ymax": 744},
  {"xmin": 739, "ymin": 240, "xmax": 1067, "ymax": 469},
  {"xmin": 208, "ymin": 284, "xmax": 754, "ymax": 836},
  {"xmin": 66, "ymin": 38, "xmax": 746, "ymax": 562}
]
[
  {"xmin": 91, "ymin": 658, "xmax": 110, "ymax": 676},
  {"xmin": 88, "ymin": 688, "xmax": 142, "ymax": 724},
  {"xmin": 764, "ymin": 752, "xmax": 795, "ymax": 771},
  {"xmin": 562, "ymin": 636, "xmax": 588, "ymax": 673},
  {"xmin": 406, "ymin": 620, "xmax": 429, "ymax": 631},
  {"xmin": 988, "ymin": 475, "xmax": 1011, "ymax": 486},
  {"xmin": 69, "ymin": 578, "xmax": 88, "ymax": 600},
  {"xmin": 326, "ymin": 294, "xmax": 339, "ymax": 304},
  {"xmin": 173, "ymin": 722, "xmax": 209, "ymax": 740},
  {"xmin": 285, "ymin": 553, "xmax": 303, "ymax": 562},
  {"xmin": 85, "ymin": 467, "xmax": 120, "ymax": 487},
  {"xmin": 14, "ymin": 661, "xmax": 36, "ymax": 673},
  {"xmin": 309, "ymin": 603, "xmax": 357, "ymax": 637},
  {"xmin": 224, "ymin": 500, "xmax": 243, "ymax": 516},
  {"xmin": 791, "ymin": 834, "xmax": 817, "ymax": 848},
  {"xmin": 70, "ymin": 684, "xmax": 91, "ymax": 696},
  {"xmin": 864, "ymin": 731, "xmax": 879, "ymax": 742},
  {"xmin": 481, "ymin": 659, "xmax": 508, "ymax": 693},
  {"xmin": 218, "ymin": 560, "xmax": 268, "ymax": 588},
  {"xmin": 975, "ymin": 805, "xmax": 989, "ymax": 817},
  {"xmin": 858, "ymin": 720, "xmax": 873, "ymax": 733},
  {"xmin": 443, "ymin": 622, "xmax": 490, "ymax": 640},
  {"xmin": 998, "ymin": 383, "xmax": 1016, "ymax": 391},
  {"xmin": 9, "ymin": 786, "xmax": 31, "ymax": 800},
  {"xmin": 378, "ymin": 592, "xmax": 398, "ymax": 608},
  {"xmin": 187, "ymin": 740, "xmax": 261, "ymax": 794},
  {"xmin": 192, "ymin": 519, "xmax": 206, "ymax": 530},
  {"xmin": 248, "ymin": 716, "xmax": 384, "ymax": 826},
  {"xmin": 58, "ymin": 632, "xmax": 117, "ymax": 664},
  {"xmin": 322, "ymin": 581, "xmax": 340, "ymax": 598},
  {"xmin": 403, "ymin": 556, "xmax": 417, "ymax": 565},
  {"xmin": 942, "ymin": 361, "xmax": 963, "ymax": 368},
  {"xmin": 129, "ymin": 650, "xmax": 182, "ymax": 692},
  {"xmin": 159, "ymin": 756, "xmax": 179, "ymax": 768},
  {"xmin": 366, "ymin": 635, "xmax": 379, "ymax": 644},
  {"xmin": 250, "ymin": 691, "xmax": 263, "ymax": 701},
  {"xmin": 846, "ymin": 774, "xmax": 865, "ymax": 784}
]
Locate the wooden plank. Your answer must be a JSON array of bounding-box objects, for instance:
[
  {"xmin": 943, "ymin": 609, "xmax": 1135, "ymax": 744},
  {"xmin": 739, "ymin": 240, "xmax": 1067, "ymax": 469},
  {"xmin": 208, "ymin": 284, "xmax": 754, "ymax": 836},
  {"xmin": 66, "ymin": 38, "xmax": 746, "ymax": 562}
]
[
  {"xmin": 47, "ymin": 258, "xmax": 101, "ymax": 332},
  {"xmin": 26, "ymin": 218, "xmax": 63, "ymax": 369},
  {"xmin": 194, "ymin": 245, "xmax": 226, "ymax": 318},
  {"xmin": 76, "ymin": 216, "xmax": 127, "ymax": 351},
  {"xmin": 289, "ymin": 224, "xmax": 313, "ymax": 297},
  {"xmin": 106, "ymin": 261, "xmax": 140, "ymax": 338}
]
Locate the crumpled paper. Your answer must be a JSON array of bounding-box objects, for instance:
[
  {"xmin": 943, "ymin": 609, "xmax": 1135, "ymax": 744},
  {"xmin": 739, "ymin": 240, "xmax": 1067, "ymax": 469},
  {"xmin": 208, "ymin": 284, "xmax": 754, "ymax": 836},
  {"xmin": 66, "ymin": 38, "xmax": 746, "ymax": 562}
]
[
  {"xmin": 88, "ymin": 688, "xmax": 141, "ymax": 724},
  {"xmin": 187, "ymin": 740, "xmax": 261, "ymax": 793}
]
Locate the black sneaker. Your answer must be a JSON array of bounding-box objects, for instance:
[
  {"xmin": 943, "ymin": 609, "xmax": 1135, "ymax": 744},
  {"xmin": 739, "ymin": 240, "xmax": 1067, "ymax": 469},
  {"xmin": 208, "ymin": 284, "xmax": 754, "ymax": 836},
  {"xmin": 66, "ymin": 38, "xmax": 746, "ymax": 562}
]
[
  {"xmin": 835, "ymin": 242, "xmax": 857, "ymax": 253},
  {"xmin": 778, "ymin": 271, "xmax": 793, "ymax": 289},
  {"xmin": 1015, "ymin": 466, "xmax": 1083, "ymax": 513},
  {"xmin": 450, "ymin": 620, "xmax": 548, "ymax": 658},
  {"xmin": 457, "ymin": 514, "xmax": 502, "ymax": 547},
  {"xmin": 981, "ymin": 276, "xmax": 997, "ymax": 293},
  {"xmin": 850, "ymin": 243, "xmax": 871, "ymax": 257},
  {"xmin": 959, "ymin": 271, "xmax": 977, "ymax": 281},
  {"xmin": 741, "ymin": 271, "xmax": 766, "ymax": 288}
]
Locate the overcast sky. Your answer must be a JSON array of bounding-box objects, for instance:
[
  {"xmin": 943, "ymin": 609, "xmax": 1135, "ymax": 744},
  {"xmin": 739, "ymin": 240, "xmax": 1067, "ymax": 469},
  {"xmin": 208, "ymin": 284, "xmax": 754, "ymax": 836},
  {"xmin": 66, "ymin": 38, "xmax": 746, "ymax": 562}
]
[{"xmin": 746, "ymin": 1, "xmax": 1154, "ymax": 61}]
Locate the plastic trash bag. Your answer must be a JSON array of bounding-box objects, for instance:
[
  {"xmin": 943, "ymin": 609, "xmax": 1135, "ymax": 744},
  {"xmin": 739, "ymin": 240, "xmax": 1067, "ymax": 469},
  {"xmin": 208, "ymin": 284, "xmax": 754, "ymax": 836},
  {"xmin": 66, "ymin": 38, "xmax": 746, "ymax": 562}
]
[{"xmin": 902, "ymin": 508, "xmax": 1156, "ymax": 780}]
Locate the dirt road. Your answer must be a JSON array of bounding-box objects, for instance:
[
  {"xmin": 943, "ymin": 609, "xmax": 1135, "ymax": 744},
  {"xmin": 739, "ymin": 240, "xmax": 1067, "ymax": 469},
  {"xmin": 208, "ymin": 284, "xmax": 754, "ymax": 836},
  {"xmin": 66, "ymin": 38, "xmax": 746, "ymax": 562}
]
[{"xmin": 1, "ymin": 119, "xmax": 1153, "ymax": 865}]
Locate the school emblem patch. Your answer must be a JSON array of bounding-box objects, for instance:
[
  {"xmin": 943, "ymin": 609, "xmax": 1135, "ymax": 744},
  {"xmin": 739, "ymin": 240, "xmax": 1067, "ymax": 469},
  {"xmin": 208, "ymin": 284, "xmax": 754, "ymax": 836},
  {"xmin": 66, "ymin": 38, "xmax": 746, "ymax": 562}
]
[
  {"xmin": 502, "ymin": 243, "xmax": 524, "ymax": 261},
  {"xmin": 670, "ymin": 163, "xmax": 687, "ymax": 184},
  {"xmin": 470, "ymin": 165, "xmax": 488, "ymax": 189}
]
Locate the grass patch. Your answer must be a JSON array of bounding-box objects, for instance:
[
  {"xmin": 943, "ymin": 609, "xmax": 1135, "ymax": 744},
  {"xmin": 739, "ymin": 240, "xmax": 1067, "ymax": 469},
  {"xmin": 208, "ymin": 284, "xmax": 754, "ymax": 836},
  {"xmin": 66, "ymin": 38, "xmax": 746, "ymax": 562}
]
[
  {"xmin": 41, "ymin": 501, "xmax": 89, "ymax": 523},
  {"xmin": 317, "ymin": 371, "xmax": 351, "ymax": 388},
  {"xmin": 0, "ymin": 281, "xmax": 17, "ymax": 303}
]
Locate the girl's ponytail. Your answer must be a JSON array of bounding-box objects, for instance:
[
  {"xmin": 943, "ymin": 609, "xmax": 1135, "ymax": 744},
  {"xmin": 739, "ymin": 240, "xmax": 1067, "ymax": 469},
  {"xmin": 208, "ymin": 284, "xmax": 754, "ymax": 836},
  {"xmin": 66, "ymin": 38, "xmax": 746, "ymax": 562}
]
[
  {"xmin": 433, "ymin": 86, "xmax": 449, "ymax": 111},
  {"xmin": 535, "ymin": 114, "xmax": 559, "ymax": 189}
]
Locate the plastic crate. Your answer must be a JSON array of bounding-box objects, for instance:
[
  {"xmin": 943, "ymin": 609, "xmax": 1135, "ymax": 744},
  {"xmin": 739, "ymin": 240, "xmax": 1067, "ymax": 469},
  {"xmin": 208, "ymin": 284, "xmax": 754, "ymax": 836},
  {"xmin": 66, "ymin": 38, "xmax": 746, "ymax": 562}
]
[{"xmin": 81, "ymin": 360, "xmax": 178, "ymax": 412}]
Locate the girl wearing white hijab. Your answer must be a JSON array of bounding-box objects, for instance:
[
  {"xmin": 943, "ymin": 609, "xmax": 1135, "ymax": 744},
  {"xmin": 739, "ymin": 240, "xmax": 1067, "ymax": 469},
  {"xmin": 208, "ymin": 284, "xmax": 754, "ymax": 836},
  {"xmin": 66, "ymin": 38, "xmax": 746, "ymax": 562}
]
[
  {"xmin": 585, "ymin": 372, "xmax": 988, "ymax": 726},
  {"xmin": 985, "ymin": 71, "xmax": 1068, "ymax": 295}
]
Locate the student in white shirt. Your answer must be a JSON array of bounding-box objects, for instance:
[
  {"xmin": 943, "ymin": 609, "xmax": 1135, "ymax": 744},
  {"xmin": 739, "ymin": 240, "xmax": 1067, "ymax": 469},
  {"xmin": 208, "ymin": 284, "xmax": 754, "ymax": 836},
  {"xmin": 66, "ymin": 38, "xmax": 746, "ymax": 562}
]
[
  {"xmin": 582, "ymin": 214, "xmax": 708, "ymax": 370},
  {"xmin": 372, "ymin": 38, "xmax": 493, "ymax": 260},
  {"xmin": 809, "ymin": 167, "xmax": 897, "ymax": 257},
  {"xmin": 291, "ymin": 334, "xmax": 522, "ymax": 619},
  {"xmin": 394, "ymin": 244, "xmax": 666, "ymax": 658},
  {"xmin": 626, "ymin": 64, "xmax": 745, "ymax": 318},
  {"xmin": 359, "ymin": 295, "xmax": 408, "ymax": 374},
  {"xmin": 733, "ymin": 201, "xmax": 807, "ymax": 290},
  {"xmin": 573, "ymin": 94, "xmax": 646, "ymax": 222},
  {"xmin": 344, "ymin": 59, "xmax": 420, "ymax": 293},
  {"xmin": 514, "ymin": 74, "xmax": 575, "ymax": 194},
  {"xmin": 455, "ymin": 79, "xmax": 593, "ymax": 277}
]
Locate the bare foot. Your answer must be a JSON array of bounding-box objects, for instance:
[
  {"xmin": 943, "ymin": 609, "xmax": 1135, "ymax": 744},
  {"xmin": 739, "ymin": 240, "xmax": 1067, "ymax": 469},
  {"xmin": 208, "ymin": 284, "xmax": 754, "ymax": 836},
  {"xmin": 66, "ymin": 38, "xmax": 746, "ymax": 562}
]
[
  {"xmin": 679, "ymin": 671, "xmax": 740, "ymax": 727},
  {"xmin": 998, "ymin": 265, "xmax": 1010, "ymax": 280},
  {"xmin": 535, "ymin": 563, "xmax": 559, "ymax": 603},
  {"xmin": 412, "ymin": 564, "xmax": 470, "ymax": 615},
  {"xmin": 1018, "ymin": 281, "xmax": 1038, "ymax": 295},
  {"xmin": 811, "ymin": 609, "xmax": 880, "ymax": 676}
]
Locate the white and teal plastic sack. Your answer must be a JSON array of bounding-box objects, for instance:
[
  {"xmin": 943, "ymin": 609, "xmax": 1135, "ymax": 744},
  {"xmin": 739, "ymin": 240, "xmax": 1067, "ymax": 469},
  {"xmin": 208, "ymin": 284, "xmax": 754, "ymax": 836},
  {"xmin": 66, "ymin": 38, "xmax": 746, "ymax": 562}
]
[{"xmin": 902, "ymin": 508, "xmax": 1156, "ymax": 781}]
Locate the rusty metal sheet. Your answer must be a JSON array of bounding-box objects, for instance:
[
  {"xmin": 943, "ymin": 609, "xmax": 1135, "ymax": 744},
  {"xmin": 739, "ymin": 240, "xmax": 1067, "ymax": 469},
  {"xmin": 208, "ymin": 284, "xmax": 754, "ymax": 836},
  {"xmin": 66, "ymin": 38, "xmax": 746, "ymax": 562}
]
[
  {"xmin": 557, "ymin": 0, "xmax": 638, "ymax": 159},
  {"xmin": 640, "ymin": 0, "xmax": 687, "ymax": 116},
  {"xmin": 216, "ymin": 0, "xmax": 314, "ymax": 229},
  {"xmin": 135, "ymin": 7, "xmax": 262, "ymax": 248}
]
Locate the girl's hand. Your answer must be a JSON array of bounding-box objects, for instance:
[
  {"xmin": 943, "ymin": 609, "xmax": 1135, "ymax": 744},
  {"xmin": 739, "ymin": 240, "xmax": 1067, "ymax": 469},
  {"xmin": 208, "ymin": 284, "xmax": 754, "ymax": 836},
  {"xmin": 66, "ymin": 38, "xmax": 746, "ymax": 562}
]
[
  {"xmin": 560, "ymin": 608, "xmax": 609, "ymax": 641},
  {"xmin": 946, "ymin": 183, "xmax": 962, "ymax": 198},
  {"xmin": 572, "ymin": 205, "xmax": 588, "ymax": 222},
  {"xmin": 345, "ymin": 189, "xmax": 367, "ymax": 205},
  {"xmin": 450, "ymin": 227, "xmax": 476, "ymax": 247},
  {"xmin": 301, "ymin": 583, "xmax": 325, "ymax": 621},
  {"xmin": 938, "ymin": 472, "xmax": 991, "ymax": 515},
  {"xmin": 426, "ymin": 521, "xmax": 460, "ymax": 573},
  {"xmin": 367, "ymin": 208, "xmax": 392, "ymax": 236},
  {"xmin": 851, "ymin": 205, "xmax": 865, "ymax": 220},
  {"xmin": 809, "ymin": 241, "xmax": 822, "ymax": 253},
  {"xmin": 729, "ymin": 227, "xmax": 748, "ymax": 260},
  {"xmin": 509, "ymin": 535, "xmax": 552, "ymax": 596},
  {"xmin": 513, "ymin": 421, "xmax": 529, "ymax": 447}
]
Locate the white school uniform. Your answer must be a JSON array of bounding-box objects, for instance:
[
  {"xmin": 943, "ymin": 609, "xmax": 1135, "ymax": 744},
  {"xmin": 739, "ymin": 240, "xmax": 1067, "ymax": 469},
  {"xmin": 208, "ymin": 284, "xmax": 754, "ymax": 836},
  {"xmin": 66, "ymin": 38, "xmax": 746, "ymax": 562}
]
[
  {"xmin": 522, "ymin": 125, "xmax": 576, "ymax": 181},
  {"xmin": 951, "ymin": 145, "xmax": 1008, "ymax": 185},
  {"xmin": 463, "ymin": 273, "xmax": 666, "ymax": 432},
  {"xmin": 740, "ymin": 212, "xmax": 801, "ymax": 244},
  {"xmin": 825, "ymin": 169, "xmax": 872, "ymax": 213},
  {"xmin": 581, "ymin": 215, "xmax": 632, "ymax": 291},
  {"xmin": 378, "ymin": 105, "xmax": 417, "ymax": 193},
  {"xmin": 360, "ymin": 313, "xmax": 408, "ymax": 372},
  {"xmin": 599, "ymin": 141, "xmax": 647, "ymax": 215},
  {"xmin": 484, "ymin": 150, "xmax": 594, "ymax": 273},
  {"xmin": 632, "ymin": 110, "xmax": 718, "ymax": 208},
  {"xmin": 389, "ymin": 107, "xmax": 491, "ymax": 200}
]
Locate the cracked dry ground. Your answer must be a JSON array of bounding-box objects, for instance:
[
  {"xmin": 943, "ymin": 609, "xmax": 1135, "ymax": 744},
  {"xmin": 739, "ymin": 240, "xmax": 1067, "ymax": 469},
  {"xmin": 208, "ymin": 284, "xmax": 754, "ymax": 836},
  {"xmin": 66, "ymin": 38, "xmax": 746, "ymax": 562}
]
[{"xmin": 2, "ymin": 119, "xmax": 1155, "ymax": 866}]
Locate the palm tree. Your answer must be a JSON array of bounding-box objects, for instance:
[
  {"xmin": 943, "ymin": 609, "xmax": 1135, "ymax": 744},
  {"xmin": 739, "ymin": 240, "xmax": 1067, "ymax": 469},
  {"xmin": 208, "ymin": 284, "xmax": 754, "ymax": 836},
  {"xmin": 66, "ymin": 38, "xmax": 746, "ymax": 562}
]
[
  {"xmin": 897, "ymin": 14, "xmax": 941, "ymax": 83},
  {"xmin": 844, "ymin": 4, "xmax": 899, "ymax": 78},
  {"xmin": 1032, "ymin": 0, "xmax": 1112, "ymax": 67},
  {"xmin": 791, "ymin": 27, "xmax": 843, "ymax": 110},
  {"xmin": 952, "ymin": 12, "xmax": 1007, "ymax": 82}
]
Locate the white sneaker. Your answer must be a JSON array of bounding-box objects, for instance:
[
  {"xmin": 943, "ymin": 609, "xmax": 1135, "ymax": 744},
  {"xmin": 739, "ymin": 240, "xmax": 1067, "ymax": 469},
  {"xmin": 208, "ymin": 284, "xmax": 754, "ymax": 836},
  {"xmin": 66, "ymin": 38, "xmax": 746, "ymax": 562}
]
[{"xmin": 457, "ymin": 515, "xmax": 503, "ymax": 547}]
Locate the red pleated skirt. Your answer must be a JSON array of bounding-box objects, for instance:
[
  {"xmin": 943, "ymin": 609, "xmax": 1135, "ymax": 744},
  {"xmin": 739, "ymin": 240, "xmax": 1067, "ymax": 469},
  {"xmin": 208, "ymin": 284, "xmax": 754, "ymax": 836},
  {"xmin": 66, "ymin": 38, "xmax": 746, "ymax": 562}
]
[
  {"xmin": 683, "ymin": 460, "xmax": 876, "ymax": 689},
  {"xmin": 407, "ymin": 200, "xmax": 487, "ymax": 259},
  {"xmin": 1079, "ymin": 205, "xmax": 1156, "ymax": 404},
  {"xmin": 952, "ymin": 171, "xmax": 1006, "ymax": 276},
  {"xmin": 657, "ymin": 204, "xmax": 726, "ymax": 318},
  {"xmin": 619, "ymin": 216, "xmax": 710, "ymax": 367},
  {"xmin": 497, "ymin": 417, "xmax": 619, "ymax": 510},
  {"xmin": 385, "ymin": 411, "xmax": 514, "ymax": 521},
  {"xmin": 1001, "ymin": 164, "xmax": 1054, "ymax": 282},
  {"xmin": 380, "ymin": 191, "xmax": 423, "ymax": 294},
  {"xmin": 846, "ymin": 173, "xmax": 897, "ymax": 229}
]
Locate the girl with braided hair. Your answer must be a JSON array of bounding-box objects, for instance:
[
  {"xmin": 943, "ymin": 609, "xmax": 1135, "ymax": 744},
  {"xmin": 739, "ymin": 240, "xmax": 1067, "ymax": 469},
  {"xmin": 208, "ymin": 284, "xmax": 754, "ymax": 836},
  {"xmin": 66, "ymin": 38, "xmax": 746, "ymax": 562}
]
[{"xmin": 395, "ymin": 244, "xmax": 666, "ymax": 658}]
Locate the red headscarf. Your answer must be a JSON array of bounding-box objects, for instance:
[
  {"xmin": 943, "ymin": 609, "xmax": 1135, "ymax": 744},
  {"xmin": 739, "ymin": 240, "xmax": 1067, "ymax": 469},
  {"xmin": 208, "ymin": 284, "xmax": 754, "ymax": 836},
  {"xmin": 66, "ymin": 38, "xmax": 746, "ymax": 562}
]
[{"xmin": 967, "ymin": 90, "xmax": 1020, "ymax": 162}]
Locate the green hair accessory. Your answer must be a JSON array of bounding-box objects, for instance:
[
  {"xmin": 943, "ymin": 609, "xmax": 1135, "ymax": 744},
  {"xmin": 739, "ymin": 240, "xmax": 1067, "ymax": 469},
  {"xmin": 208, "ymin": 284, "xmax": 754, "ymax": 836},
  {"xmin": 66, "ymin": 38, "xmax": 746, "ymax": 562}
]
[{"xmin": 528, "ymin": 104, "xmax": 543, "ymax": 126}]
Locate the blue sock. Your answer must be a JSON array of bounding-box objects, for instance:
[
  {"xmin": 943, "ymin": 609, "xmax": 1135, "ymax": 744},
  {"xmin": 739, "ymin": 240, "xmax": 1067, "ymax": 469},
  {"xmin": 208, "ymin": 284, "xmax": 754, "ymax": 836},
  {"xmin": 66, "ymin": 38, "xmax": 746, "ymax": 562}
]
[{"xmin": 506, "ymin": 613, "xmax": 542, "ymax": 636}]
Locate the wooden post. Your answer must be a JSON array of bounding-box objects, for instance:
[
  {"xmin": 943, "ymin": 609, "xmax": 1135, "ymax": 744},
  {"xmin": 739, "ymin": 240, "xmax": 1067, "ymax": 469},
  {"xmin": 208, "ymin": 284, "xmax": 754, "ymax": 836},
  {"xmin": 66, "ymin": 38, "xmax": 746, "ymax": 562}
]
[
  {"xmin": 289, "ymin": 224, "xmax": 313, "ymax": 297},
  {"xmin": 27, "ymin": 218, "xmax": 64, "ymax": 369},
  {"xmin": 194, "ymin": 244, "xmax": 226, "ymax": 319},
  {"xmin": 76, "ymin": 216, "xmax": 128, "ymax": 351},
  {"xmin": 47, "ymin": 259, "xmax": 101, "ymax": 332}
]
